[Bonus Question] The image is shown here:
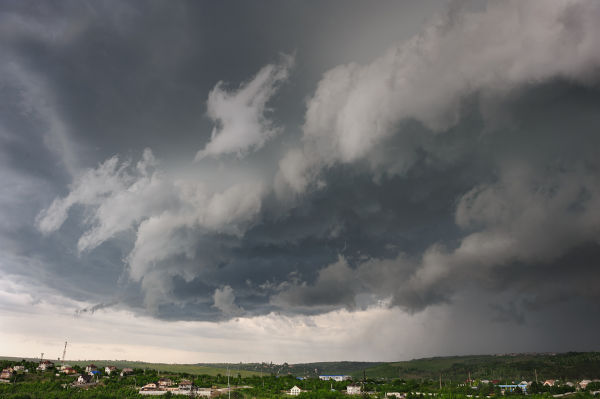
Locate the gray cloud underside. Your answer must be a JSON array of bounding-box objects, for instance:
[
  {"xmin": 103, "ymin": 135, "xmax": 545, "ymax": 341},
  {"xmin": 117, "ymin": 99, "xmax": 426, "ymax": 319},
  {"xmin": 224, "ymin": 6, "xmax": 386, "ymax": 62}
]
[{"xmin": 2, "ymin": 0, "xmax": 600, "ymax": 334}]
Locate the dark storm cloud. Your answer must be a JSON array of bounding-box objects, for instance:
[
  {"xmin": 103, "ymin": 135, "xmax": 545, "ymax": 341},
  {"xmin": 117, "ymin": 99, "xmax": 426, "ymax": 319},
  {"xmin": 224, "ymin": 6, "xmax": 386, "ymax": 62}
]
[{"xmin": 2, "ymin": 0, "xmax": 600, "ymax": 360}]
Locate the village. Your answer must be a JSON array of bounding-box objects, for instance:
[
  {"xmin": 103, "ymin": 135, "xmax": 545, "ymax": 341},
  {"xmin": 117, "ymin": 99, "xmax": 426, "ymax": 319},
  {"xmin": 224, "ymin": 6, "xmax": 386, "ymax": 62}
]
[{"xmin": 1, "ymin": 357, "xmax": 600, "ymax": 398}]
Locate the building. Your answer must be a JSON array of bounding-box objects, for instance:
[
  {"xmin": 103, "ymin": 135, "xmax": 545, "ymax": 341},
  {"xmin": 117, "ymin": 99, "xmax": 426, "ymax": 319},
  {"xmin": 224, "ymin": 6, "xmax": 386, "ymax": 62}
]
[
  {"xmin": 120, "ymin": 367, "xmax": 134, "ymax": 376},
  {"xmin": 544, "ymin": 380, "xmax": 556, "ymax": 387},
  {"xmin": 1, "ymin": 368, "xmax": 14, "ymax": 379},
  {"xmin": 196, "ymin": 388, "xmax": 213, "ymax": 397},
  {"xmin": 77, "ymin": 375, "xmax": 92, "ymax": 384},
  {"xmin": 319, "ymin": 375, "xmax": 351, "ymax": 381},
  {"xmin": 386, "ymin": 393, "xmax": 405, "ymax": 399},
  {"xmin": 580, "ymin": 380, "xmax": 592, "ymax": 389},
  {"xmin": 37, "ymin": 360, "xmax": 54, "ymax": 371},
  {"xmin": 105, "ymin": 366, "xmax": 117, "ymax": 375},
  {"xmin": 13, "ymin": 365, "xmax": 25, "ymax": 372},
  {"xmin": 499, "ymin": 383, "xmax": 528, "ymax": 393},
  {"xmin": 347, "ymin": 385, "xmax": 362, "ymax": 395},
  {"xmin": 85, "ymin": 364, "xmax": 97, "ymax": 373},
  {"xmin": 178, "ymin": 379, "xmax": 193, "ymax": 391},
  {"xmin": 158, "ymin": 378, "xmax": 173, "ymax": 387},
  {"xmin": 141, "ymin": 383, "xmax": 157, "ymax": 391},
  {"xmin": 289, "ymin": 385, "xmax": 302, "ymax": 396}
]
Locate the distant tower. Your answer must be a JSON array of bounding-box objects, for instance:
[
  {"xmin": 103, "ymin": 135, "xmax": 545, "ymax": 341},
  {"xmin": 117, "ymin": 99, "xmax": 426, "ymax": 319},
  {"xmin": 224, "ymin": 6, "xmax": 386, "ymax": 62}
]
[{"xmin": 61, "ymin": 341, "xmax": 68, "ymax": 366}]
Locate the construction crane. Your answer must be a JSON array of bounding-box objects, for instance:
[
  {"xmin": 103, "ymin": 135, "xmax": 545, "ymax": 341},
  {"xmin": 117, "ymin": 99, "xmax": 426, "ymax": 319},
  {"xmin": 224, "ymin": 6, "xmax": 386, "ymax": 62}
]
[{"xmin": 61, "ymin": 341, "xmax": 68, "ymax": 366}]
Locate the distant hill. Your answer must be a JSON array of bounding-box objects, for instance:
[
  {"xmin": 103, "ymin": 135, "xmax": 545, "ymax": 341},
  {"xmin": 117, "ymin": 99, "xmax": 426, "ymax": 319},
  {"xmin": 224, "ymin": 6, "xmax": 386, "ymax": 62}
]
[
  {"xmin": 202, "ymin": 353, "xmax": 600, "ymax": 381},
  {"xmin": 353, "ymin": 352, "xmax": 600, "ymax": 380},
  {"xmin": 200, "ymin": 361, "xmax": 382, "ymax": 377},
  {"xmin": 3, "ymin": 352, "xmax": 599, "ymax": 381}
]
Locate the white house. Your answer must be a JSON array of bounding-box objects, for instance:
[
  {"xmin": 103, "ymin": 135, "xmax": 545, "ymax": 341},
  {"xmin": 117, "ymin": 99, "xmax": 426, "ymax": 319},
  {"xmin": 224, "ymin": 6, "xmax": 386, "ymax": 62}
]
[
  {"xmin": 37, "ymin": 360, "xmax": 54, "ymax": 371},
  {"xmin": 580, "ymin": 380, "xmax": 592, "ymax": 389},
  {"xmin": 105, "ymin": 366, "xmax": 117, "ymax": 375},
  {"xmin": 387, "ymin": 393, "xmax": 406, "ymax": 399},
  {"xmin": 289, "ymin": 385, "xmax": 302, "ymax": 396},
  {"xmin": 13, "ymin": 366, "xmax": 25, "ymax": 372},
  {"xmin": 85, "ymin": 364, "xmax": 97, "ymax": 373},
  {"xmin": 319, "ymin": 375, "xmax": 351, "ymax": 381},
  {"xmin": 179, "ymin": 380, "xmax": 193, "ymax": 391},
  {"xmin": 120, "ymin": 367, "xmax": 134, "ymax": 376},
  {"xmin": 196, "ymin": 388, "xmax": 213, "ymax": 397},
  {"xmin": 543, "ymin": 380, "xmax": 556, "ymax": 387},
  {"xmin": 347, "ymin": 385, "xmax": 361, "ymax": 395},
  {"xmin": 77, "ymin": 375, "xmax": 92, "ymax": 384}
]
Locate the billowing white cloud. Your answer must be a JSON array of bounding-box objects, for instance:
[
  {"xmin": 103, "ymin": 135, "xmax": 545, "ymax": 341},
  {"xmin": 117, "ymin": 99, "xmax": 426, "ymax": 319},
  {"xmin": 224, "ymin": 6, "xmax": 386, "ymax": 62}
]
[
  {"xmin": 278, "ymin": 0, "xmax": 600, "ymax": 194},
  {"xmin": 36, "ymin": 149, "xmax": 265, "ymax": 311},
  {"xmin": 195, "ymin": 54, "xmax": 294, "ymax": 160}
]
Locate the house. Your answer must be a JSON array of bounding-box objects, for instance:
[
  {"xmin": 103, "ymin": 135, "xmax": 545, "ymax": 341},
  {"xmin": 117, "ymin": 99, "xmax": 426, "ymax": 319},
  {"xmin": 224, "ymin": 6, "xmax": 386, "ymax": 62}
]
[
  {"xmin": 37, "ymin": 360, "xmax": 54, "ymax": 371},
  {"xmin": 543, "ymin": 380, "xmax": 556, "ymax": 387},
  {"xmin": 319, "ymin": 375, "xmax": 351, "ymax": 381},
  {"xmin": 62, "ymin": 367, "xmax": 77, "ymax": 375},
  {"xmin": 77, "ymin": 374, "xmax": 92, "ymax": 384},
  {"xmin": 85, "ymin": 364, "xmax": 97, "ymax": 373},
  {"xmin": 347, "ymin": 385, "xmax": 362, "ymax": 395},
  {"xmin": 120, "ymin": 367, "xmax": 134, "ymax": 376},
  {"xmin": 158, "ymin": 378, "xmax": 173, "ymax": 387},
  {"xmin": 179, "ymin": 379, "xmax": 193, "ymax": 391},
  {"xmin": 13, "ymin": 365, "xmax": 25, "ymax": 372},
  {"xmin": 288, "ymin": 385, "xmax": 302, "ymax": 396},
  {"xmin": 499, "ymin": 383, "xmax": 528, "ymax": 393},
  {"xmin": 386, "ymin": 393, "xmax": 405, "ymax": 399},
  {"xmin": 197, "ymin": 388, "xmax": 213, "ymax": 397},
  {"xmin": 89, "ymin": 370, "xmax": 101, "ymax": 377},
  {"xmin": 105, "ymin": 366, "xmax": 117, "ymax": 375},
  {"xmin": 580, "ymin": 380, "xmax": 592, "ymax": 389},
  {"xmin": 196, "ymin": 388, "xmax": 213, "ymax": 397},
  {"xmin": 1, "ymin": 368, "xmax": 14, "ymax": 379},
  {"xmin": 141, "ymin": 383, "xmax": 157, "ymax": 391}
]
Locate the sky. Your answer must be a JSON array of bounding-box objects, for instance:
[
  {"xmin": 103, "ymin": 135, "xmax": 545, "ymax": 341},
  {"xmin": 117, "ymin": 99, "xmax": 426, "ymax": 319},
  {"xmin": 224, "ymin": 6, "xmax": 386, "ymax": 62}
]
[{"xmin": 1, "ymin": 0, "xmax": 600, "ymax": 364}]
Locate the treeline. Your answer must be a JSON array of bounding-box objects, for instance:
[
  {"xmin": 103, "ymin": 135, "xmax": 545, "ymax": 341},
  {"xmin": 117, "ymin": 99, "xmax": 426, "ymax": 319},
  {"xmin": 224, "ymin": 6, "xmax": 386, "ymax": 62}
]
[{"xmin": 358, "ymin": 353, "xmax": 600, "ymax": 380}]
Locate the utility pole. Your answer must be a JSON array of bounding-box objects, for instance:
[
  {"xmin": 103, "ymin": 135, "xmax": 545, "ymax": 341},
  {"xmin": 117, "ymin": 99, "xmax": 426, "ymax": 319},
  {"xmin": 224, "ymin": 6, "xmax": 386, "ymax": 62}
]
[
  {"xmin": 439, "ymin": 374, "xmax": 442, "ymax": 390},
  {"xmin": 535, "ymin": 369, "xmax": 538, "ymax": 384},
  {"xmin": 61, "ymin": 341, "xmax": 68, "ymax": 366},
  {"xmin": 228, "ymin": 366, "xmax": 231, "ymax": 399}
]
